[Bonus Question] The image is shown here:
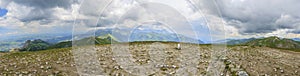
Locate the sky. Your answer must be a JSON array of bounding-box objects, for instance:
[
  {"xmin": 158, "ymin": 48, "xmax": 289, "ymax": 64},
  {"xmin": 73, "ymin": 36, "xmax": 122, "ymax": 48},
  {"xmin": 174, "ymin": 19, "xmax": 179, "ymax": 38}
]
[
  {"xmin": 0, "ymin": 0, "xmax": 300, "ymax": 42},
  {"xmin": 0, "ymin": 8, "xmax": 8, "ymax": 17}
]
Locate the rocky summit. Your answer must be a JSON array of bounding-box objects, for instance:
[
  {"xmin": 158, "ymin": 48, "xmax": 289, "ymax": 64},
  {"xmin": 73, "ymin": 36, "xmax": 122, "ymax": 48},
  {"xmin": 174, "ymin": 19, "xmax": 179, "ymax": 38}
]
[{"xmin": 0, "ymin": 42, "xmax": 299, "ymax": 76}]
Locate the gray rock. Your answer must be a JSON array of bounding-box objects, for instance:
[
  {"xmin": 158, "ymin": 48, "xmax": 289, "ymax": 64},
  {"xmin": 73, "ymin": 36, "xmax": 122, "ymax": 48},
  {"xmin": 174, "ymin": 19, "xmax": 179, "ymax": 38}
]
[{"xmin": 237, "ymin": 71, "xmax": 249, "ymax": 76}]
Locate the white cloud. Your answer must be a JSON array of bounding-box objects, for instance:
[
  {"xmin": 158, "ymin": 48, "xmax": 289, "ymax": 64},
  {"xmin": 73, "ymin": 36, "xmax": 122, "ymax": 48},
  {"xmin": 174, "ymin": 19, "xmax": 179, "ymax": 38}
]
[
  {"xmin": 189, "ymin": 0, "xmax": 300, "ymax": 39},
  {"xmin": 0, "ymin": 1, "xmax": 78, "ymax": 37},
  {"xmin": 1, "ymin": 0, "xmax": 300, "ymax": 40}
]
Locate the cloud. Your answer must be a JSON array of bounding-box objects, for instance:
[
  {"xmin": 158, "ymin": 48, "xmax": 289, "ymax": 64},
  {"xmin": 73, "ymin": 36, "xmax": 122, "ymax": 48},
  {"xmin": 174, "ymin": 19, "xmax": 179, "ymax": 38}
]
[
  {"xmin": 20, "ymin": 9, "xmax": 54, "ymax": 22},
  {"xmin": 0, "ymin": 0, "xmax": 80, "ymax": 37},
  {"xmin": 0, "ymin": 0, "xmax": 12, "ymax": 8},
  {"xmin": 74, "ymin": 0, "xmax": 222, "ymax": 41},
  {"xmin": 194, "ymin": 0, "xmax": 300, "ymax": 35},
  {"xmin": 1, "ymin": 0, "xmax": 299, "ymax": 40},
  {"xmin": 1, "ymin": 0, "xmax": 79, "ymax": 22},
  {"xmin": 1, "ymin": 0, "xmax": 207, "ymax": 38},
  {"xmin": 12, "ymin": 0, "xmax": 77, "ymax": 9}
]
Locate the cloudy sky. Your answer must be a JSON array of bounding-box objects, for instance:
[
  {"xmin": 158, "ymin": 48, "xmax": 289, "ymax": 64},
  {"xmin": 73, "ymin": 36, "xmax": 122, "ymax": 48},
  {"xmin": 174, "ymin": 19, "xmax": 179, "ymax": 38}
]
[{"xmin": 0, "ymin": 0, "xmax": 300, "ymax": 42}]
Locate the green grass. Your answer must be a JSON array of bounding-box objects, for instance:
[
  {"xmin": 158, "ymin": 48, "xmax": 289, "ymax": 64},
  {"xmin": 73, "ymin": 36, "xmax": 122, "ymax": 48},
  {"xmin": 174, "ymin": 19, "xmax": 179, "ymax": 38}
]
[{"xmin": 244, "ymin": 36, "xmax": 300, "ymax": 52}]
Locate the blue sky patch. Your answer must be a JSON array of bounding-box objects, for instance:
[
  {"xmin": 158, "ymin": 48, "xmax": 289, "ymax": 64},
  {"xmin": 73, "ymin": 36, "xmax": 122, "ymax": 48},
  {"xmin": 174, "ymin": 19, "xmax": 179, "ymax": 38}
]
[{"xmin": 0, "ymin": 8, "xmax": 8, "ymax": 17}]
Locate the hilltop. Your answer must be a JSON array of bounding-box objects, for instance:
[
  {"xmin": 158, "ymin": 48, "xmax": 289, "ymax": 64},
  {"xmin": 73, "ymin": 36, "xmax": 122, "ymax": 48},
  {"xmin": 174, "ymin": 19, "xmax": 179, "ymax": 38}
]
[
  {"xmin": 217, "ymin": 36, "xmax": 300, "ymax": 52},
  {"xmin": 245, "ymin": 36, "xmax": 300, "ymax": 51},
  {"xmin": 20, "ymin": 39, "xmax": 51, "ymax": 51},
  {"xmin": 49, "ymin": 34, "xmax": 118, "ymax": 49}
]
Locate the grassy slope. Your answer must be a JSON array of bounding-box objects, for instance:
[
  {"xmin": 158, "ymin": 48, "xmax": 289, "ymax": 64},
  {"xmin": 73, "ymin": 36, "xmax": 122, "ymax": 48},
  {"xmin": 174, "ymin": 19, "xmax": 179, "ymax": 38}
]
[
  {"xmin": 245, "ymin": 36, "xmax": 300, "ymax": 52},
  {"xmin": 47, "ymin": 34, "xmax": 118, "ymax": 50}
]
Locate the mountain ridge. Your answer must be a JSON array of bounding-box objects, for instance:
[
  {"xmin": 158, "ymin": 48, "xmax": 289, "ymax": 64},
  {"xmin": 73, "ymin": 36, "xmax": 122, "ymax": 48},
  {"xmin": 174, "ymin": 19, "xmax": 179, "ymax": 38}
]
[{"xmin": 245, "ymin": 36, "xmax": 300, "ymax": 51}]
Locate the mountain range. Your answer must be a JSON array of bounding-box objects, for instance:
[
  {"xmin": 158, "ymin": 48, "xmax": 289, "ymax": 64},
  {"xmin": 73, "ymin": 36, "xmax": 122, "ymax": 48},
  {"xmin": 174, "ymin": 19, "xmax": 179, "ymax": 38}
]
[
  {"xmin": 3, "ymin": 33, "xmax": 300, "ymax": 52},
  {"xmin": 87, "ymin": 27, "xmax": 204, "ymax": 44},
  {"xmin": 19, "ymin": 34, "xmax": 119, "ymax": 51},
  {"xmin": 2, "ymin": 25, "xmax": 300, "ymax": 52},
  {"xmin": 245, "ymin": 36, "xmax": 300, "ymax": 51},
  {"xmin": 0, "ymin": 27, "xmax": 204, "ymax": 51},
  {"xmin": 218, "ymin": 36, "xmax": 300, "ymax": 51},
  {"xmin": 214, "ymin": 38, "xmax": 256, "ymax": 45}
]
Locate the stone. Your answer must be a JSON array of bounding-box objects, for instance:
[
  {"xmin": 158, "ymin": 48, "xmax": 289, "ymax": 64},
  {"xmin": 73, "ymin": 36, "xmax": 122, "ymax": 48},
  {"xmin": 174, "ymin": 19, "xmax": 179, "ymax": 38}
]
[
  {"xmin": 280, "ymin": 69, "xmax": 284, "ymax": 73},
  {"xmin": 237, "ymin": 71, "xmax": 249, "ymax": 76},
  {"xmin": 155, "ymin": 64, "xmax": 162, "ymax": 68},
  {"xmin": 273, "ymin": 68, "xmax": 277, "ymax": 72},
  {"xmin": 171, "ymin": 65, "xmax": 177, "ymax": 68},
  {"xmin": 15, "ymin": 72, "xmax": 20, "ymax": 75},
  {"xmin": 46, "ymin": 66, "xmax": 52, "ymax": 69},
  {"xmin": 32, "ymin": 70, "xmax": 38, "ymax": 73},
  {"xmin": 54, "ymin": 71, "xmax": 60, "ymax": 74},
  {"xmin": 40, "ymin": 66, "xmax": 44, "ymax": 69},
  {"xmin": 28, "ymin": 74, "xmax": 33, "ymax": 76},
  {"xmin": 220, "ymin": 73, "xmax": 224, "ymax": 76},
  {"xmin": 229, "ymin": 64, "xmax": 235, "ymax": 68},
  {"xmin": 71, "ymin": 64, "xmax": 75, "ymax": 67},
  {"xmin": 21, "ymin": 71, "xmax": 29, "ymax": 74},
  {"xmin": 114, "ymin": 66, "xmax": 120, "ymax": 70}
]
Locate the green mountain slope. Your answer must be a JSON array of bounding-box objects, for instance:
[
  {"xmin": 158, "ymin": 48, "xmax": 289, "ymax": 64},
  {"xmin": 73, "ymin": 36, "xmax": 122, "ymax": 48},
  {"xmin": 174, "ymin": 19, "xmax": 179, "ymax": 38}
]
[
  {"xmin": 17, "ymin": 34, "xmax": 119, "ymax": 51},
  {"xmin": 20, "ymin": 39, "xmax": 51, "ymax": 51},
  {"xmin": 49, "ymin": 34, "xmax": 118, "ymax": 49},
  {"xmin": 245, "ymin": 36, "xmax": 300, "ymax": 51},
  {"xmin": 47, "ymin": 41, "xmax": 72, "ymax": 49}
]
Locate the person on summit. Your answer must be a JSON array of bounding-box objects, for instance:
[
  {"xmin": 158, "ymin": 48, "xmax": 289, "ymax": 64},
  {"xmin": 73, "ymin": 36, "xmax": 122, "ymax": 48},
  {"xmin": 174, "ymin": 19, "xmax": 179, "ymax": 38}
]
[{"xmin": 176, "ymin": 43, "xmax": 181, "ymax": 50}]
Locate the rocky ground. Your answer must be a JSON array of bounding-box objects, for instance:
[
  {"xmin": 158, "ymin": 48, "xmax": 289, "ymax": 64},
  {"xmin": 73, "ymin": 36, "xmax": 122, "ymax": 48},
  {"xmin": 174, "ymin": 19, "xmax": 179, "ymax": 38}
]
[{"xmin": 0, "ymin": 42, "xmax": 300, "ymax": 76}]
